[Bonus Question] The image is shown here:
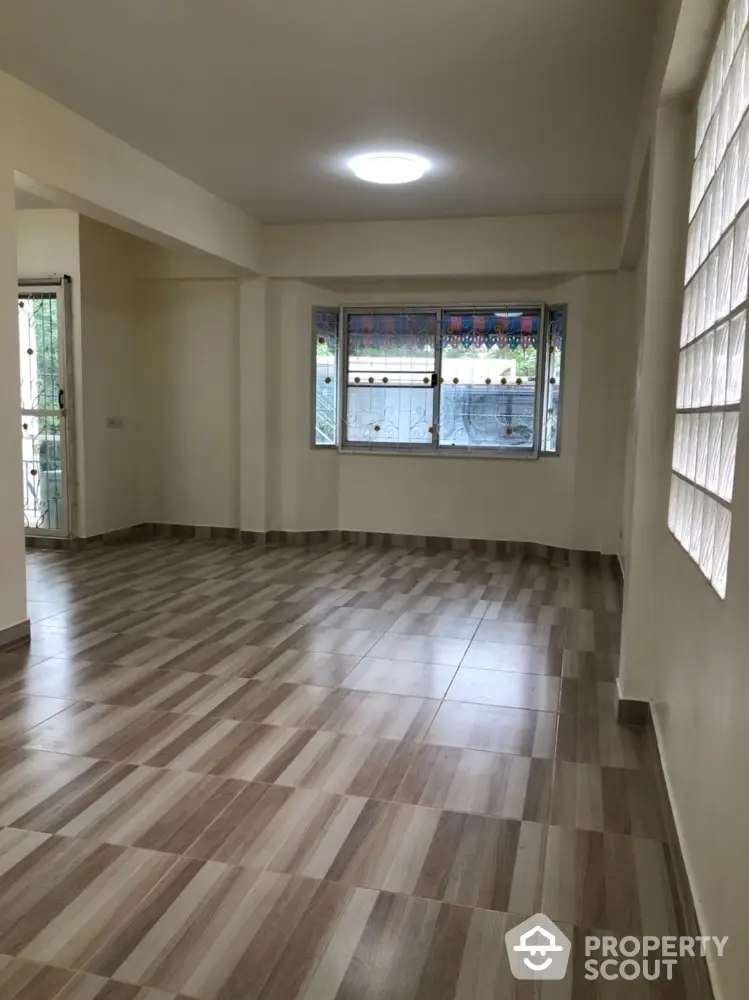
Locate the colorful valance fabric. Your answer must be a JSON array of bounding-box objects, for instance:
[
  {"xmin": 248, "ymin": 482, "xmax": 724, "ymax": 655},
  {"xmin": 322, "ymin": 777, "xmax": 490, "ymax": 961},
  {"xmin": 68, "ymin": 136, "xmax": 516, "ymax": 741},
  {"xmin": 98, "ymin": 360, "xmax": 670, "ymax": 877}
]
[
  {"xmin": 441, "ymin": 313, "xmax": 540, "ymax": 349},
  {"xmin": 347, "ymin": 313, "xmax": 438, "ymax": 350}
]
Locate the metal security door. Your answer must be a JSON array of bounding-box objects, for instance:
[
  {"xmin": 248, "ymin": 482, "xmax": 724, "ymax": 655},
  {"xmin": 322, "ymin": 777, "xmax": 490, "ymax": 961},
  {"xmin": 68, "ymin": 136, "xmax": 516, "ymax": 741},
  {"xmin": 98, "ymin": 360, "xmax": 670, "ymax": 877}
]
[{"xmin": 18, "ymin": 280, "xmax": 73, "ymax": 536}]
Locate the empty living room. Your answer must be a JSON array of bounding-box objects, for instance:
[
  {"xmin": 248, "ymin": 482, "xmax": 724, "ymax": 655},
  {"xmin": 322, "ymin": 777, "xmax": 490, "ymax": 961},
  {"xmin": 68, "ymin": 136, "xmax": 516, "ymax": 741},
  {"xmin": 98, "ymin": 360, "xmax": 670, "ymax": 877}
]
[{"xmin": 0, "ymin": 0, "xmax": 746, "ymax": 997}]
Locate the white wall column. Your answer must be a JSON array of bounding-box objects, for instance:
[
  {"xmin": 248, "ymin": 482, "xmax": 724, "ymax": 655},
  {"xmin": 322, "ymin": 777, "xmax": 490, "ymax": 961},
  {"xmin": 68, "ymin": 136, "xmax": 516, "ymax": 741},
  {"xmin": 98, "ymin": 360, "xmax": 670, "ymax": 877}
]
[
  {"xmin": 238, "ymin": 277, "xmax": 270, "ymax": 534},
  {"xmin": 619, "ymin": 104, "xmax": 692, "ymax": 700},
  {"xmin": 0, "ymin": 159, "xmax": 28, "ymax": 634}
]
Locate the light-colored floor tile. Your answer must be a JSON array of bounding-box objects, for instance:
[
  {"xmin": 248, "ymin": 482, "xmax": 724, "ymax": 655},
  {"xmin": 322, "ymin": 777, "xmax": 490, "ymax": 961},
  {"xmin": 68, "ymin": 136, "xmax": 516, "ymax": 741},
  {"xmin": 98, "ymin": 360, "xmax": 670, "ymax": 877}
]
[
  {"xmin": 446, "ymin": 668, "xmax": 560, "ymax": 711},
  {"xmin": 341, "ymin": 657, "xmax": 457, "ymax": 698},
  {"xmin": 367, "ymin": 632, "xmax": 470, "ymax": 666}
]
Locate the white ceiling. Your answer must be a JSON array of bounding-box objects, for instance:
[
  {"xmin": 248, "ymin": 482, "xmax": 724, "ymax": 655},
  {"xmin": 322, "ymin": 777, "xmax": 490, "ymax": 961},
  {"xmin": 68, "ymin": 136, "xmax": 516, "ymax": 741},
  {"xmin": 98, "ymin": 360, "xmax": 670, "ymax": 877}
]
[{"xmin": 0, "ymin": 0, "xmax": 657, "ymax": 224}]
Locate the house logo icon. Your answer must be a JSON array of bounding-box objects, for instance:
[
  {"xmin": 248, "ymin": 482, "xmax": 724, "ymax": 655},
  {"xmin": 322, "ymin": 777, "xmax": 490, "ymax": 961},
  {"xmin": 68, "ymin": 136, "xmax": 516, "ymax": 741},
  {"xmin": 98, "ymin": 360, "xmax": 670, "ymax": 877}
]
[{"xmin": 505, "ymin": 913, "xmax": 572, "ymax": 980}]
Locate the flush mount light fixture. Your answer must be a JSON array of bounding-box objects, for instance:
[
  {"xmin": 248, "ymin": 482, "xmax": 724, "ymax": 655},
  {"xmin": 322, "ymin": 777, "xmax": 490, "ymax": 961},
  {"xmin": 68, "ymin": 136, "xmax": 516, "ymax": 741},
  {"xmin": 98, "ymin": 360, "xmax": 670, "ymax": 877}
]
[{"xmin": 348, "ymin": 152, "xmax": 430, "ymax": 185}]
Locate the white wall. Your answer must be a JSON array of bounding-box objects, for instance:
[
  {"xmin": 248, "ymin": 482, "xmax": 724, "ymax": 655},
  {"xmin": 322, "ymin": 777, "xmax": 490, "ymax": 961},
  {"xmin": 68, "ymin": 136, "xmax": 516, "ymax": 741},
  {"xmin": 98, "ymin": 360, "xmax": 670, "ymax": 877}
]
[
  {"xmin": 255, "ymin": 276, "xmax": 633, "ymax": 552},
  {"xmin": 136, "ymin": 278, "xmax": 239, "ymax": 529},
  {"xmin": 78, "ymin": 216, "xmax": 144, "ymax": 536},
  {"xmin": 1, "ymin": 67, "xmax": 265, "ymax": 637},
  {"xmin": 264, "ymin": 212, "xmax": 622, "ymax": 280},
  {"xmin": 619, "ymin": 105, "xmax": 749, "ymax": 998},
  {"xmin": 0, "ymin": 164, "xmax": 26, "ymax": 633},
  {"xmin": 333, "ymin": 278, "xmax": 631, "ymax": 552}
]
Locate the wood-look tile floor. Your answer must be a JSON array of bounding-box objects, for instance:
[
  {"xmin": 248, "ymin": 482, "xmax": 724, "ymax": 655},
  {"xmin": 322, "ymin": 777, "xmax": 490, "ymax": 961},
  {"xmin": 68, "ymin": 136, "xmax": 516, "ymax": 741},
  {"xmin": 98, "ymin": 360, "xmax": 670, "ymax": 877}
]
[{"xmin": 0, "ymin": 540, "xmax": 702, "ymax": 998}]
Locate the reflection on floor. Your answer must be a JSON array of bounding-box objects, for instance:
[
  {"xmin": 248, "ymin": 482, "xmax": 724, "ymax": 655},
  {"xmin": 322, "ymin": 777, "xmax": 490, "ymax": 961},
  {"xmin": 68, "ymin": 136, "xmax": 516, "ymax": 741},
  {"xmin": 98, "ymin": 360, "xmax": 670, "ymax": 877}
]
[{"xmin": 0, "ymin": 540, "xmax": 704, "ymax": 998}]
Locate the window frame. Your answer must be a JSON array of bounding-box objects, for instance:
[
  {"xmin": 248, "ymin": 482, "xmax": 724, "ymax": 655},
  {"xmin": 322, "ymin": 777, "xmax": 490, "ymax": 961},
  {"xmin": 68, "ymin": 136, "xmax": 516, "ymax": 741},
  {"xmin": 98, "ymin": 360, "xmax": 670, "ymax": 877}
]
[
  {"xmin": 539, "ymin": 304, "xmax": 567, "ymax": 457},
  {"xmin": 312, "ymin": 301, "xmax": 566, "ymax": 458},
  {"xmin": 310, "ymin": 305, "xmax": 341, "ymax": 449}
]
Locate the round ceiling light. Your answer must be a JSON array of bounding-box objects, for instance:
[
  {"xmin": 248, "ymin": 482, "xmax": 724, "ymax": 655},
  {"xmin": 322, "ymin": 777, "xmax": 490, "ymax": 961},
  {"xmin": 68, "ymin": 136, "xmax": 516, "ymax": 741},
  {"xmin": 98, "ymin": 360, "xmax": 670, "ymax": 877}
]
[{"xmin": 348, "ymin": 152, "xmax": 430, "ymax": 185}]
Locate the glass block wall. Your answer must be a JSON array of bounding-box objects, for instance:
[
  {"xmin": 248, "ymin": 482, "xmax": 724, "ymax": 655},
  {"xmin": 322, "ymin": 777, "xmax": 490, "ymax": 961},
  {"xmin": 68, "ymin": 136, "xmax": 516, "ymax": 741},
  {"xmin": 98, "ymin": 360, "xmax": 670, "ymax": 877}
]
[{"xmin": 670, "ymin": 0, "xmax": 748, "ymax": 597}]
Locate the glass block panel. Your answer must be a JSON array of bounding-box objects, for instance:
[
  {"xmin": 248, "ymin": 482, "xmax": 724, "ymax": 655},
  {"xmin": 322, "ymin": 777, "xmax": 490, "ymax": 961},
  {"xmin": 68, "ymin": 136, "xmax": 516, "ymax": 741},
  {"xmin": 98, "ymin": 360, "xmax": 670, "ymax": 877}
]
[
  {"xmin": 720, "ymin": 23, "xmax": 730, "ymax": 87},
  {"xmin": 701, "ymin": 191, "xmax": 712, "ymax": 265},
  {"xmin": 686, "ymin": 223, "xmax": 697, "ymax": 283},
  {"xmin": 708, "ymin": 116, "xmax": 719, "ymax": 180},
  {"xmin": 700, "ymin": 496, "xmax": 718, "ymax": 579},
  {"xmin": 673, "ymin": 412, "xmax": 685, "ymax": 473},
  {"xmin": 713, "ymin": 322, "xmax": 730, "ymax": 404},
  {"xmin": 689, "ymin": 489, "xmax": 705, "ymax": 561},
  {"xmin": 668, "ymin": 475, "xmax": 680, "ymax": 533},
  {"xmin": 717, "ymin": 92, "xmax": 730, "ymax": 167},
  {"xmin": 736, "ymin": 31, "xmax": 749, "ymax": 126},
  {"xmin": 684, "ymin": 345, "xmax": 696, "ymax": 408},
  {"xmin": 696, "ymin": 412, "xmax": 710, "ymax": 487},
  {"xmin": 726, "ymin": 311, "xmax": 746, "ymax": 402},
  {"xmin": 732, "ymin": 206, "xmax": 749, "ymax": 308},
  {"xmin": 702, "ymin": 329, "xmax": 715, "ymax": 406},
  {"xmin": 686, "ymin": 413, "xmax": 699, "ymax": 480},
  {"xmin": 707, "ymin": 249, "xmax": 719, "ymax": 330},
  {"xmin": 738, "ymin": 0, "xmax": 749, "ymax": 45},
  {"xmin": 712, "ymin": 505, "xmax": 732, "ymax": 597},
  {"xmin": 737, "ymin": 118, "xmax": 749, "ymax": 215},
  {"xmin": 712, "ymin": 163, "xmax": 724, "ymax": 244},
  {"xmin": 696, "ymin": 266, "xmax": 707, "ymax": 337},
  {"xmin": 677, "ymin": 351, "xmax": 687, "ymax": 409},
  {"xmin": 719, "ymin": 411, "xmax": 740, "ymax": 500},
  {"xmin": 717, "ymin": 231, "xmax": 734, "ymax": 318},
  {"xmin": 727, "ymin": 0, "xmax": 738, "ymax": 64},
  {"xmin": 681, "ymin": 481, "xmax": 695, "ymax": 546},
  {"xmin": 681, "ymin": 286, "xmax": 692, "ymax": 347},
  {"xmin": 707, "ymin": 412, "xmax": 724, "ymax": 494}
]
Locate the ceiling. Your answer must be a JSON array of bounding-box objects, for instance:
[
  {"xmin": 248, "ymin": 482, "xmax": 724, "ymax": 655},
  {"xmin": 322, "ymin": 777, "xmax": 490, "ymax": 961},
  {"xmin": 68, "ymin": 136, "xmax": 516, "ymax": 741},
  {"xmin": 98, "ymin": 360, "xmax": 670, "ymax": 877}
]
[{"xmin": 0, "ymin": 0, "xmax": 658, "ymax": 224}]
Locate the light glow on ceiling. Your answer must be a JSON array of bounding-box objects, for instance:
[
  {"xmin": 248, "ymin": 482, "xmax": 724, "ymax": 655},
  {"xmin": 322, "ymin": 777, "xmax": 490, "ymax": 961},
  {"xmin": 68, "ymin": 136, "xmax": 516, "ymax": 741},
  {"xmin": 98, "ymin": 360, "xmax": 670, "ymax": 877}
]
[{"xmin": 348, "ymin": 152, "xmax": 430, "ymax": 185}]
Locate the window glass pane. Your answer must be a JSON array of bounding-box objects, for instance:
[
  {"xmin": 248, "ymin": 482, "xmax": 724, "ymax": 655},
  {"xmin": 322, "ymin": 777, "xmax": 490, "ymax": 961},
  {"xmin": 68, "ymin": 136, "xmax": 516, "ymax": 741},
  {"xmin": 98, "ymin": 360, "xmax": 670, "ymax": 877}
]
[
  {"xmin": 344, "ymin": 312, "xmax": 437, "ymax": 446},
  {"xmin": 438, "ymin": 311, "xmax": 540, "ymax": 449},
  {"xmin": 313, "ymin": 309, "xmax": 339, "ymax": 446},
  {"xmin": 18, "ymin": 294, "xmax": 60, "ymax": 412},
  {"xmin": 542, "ymin": 307, "xmax": 565, "ymax": 453}
]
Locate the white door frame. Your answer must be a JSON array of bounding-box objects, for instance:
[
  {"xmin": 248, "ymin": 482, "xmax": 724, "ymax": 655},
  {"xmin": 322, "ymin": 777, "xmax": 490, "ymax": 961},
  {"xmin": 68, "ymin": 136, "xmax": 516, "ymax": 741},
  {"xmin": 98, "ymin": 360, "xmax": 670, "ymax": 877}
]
[{"xmin": 18, "ymin": 277, "xmax": 76, "ymax": 538}]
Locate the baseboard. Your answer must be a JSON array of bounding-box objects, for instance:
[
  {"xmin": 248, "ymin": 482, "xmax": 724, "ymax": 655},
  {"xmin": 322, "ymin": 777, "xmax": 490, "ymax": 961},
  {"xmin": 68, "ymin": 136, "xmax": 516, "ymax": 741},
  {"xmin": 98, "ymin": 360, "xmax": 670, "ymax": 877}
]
[
  {"xmin": 26, "ymin": 524, "xmax": 621, "ymax": 562},
  {"xmin": 240, "ymin": 529, "xmax": 620, "ymax": 562},
  {"xmin": 614, "ymin": 679, "xmax": 651, "ymax": 726},
  {"xmin": 0, "ymin": 618, "xmax": 31, "ymax": 651},
  {"xmin": 26, "ymin": 523, "xmax": 240, "ymax": 551},
  {"xmin": 648, "ymin": 711, "xmax": 717, "ymax": 999}
]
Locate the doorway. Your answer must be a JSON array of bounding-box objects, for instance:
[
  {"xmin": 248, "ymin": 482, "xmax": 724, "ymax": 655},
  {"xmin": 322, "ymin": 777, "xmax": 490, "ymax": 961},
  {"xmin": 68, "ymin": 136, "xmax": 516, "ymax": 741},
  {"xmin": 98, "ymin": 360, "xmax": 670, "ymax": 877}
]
[{"xmin": 18, "ymin": 279, "xmax": 73, "ymax": 537}]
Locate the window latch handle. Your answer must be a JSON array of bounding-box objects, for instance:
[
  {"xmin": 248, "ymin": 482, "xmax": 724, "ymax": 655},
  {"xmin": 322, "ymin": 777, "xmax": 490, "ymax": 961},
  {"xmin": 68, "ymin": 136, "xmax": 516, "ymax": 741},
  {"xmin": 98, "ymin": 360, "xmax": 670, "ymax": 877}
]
[
  {"xmin": 58, "ymin": 388, "xmax": 65, "ymax": 411},
  {"xmin": 430, "ymin": 372, "xmax": 438, "ymax": 388}
]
